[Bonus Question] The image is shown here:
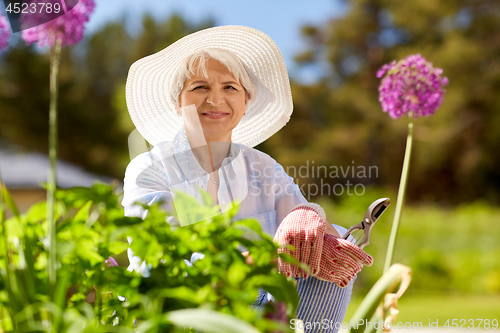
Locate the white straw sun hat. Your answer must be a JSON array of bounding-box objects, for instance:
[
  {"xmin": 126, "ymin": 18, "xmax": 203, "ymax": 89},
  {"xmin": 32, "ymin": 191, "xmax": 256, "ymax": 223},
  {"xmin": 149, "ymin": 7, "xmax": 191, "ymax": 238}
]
[{"xmin": 125, "ymin": 25, "xmax": 293, "ymax": 148}]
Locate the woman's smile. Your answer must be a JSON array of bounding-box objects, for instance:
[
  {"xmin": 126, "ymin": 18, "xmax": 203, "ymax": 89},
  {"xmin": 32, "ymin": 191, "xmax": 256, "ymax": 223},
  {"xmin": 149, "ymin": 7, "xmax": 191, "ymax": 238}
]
[{"xmin": 201, "ymin": 111, "xmax": 230, "ymax": 119}]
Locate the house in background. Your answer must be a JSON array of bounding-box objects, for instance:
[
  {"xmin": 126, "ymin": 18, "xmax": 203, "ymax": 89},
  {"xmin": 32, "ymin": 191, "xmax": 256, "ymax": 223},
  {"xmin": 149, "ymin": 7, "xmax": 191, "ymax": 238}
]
[{"xmin": 0, "ymin": 145, "xmax": 118, "ymax": 216}]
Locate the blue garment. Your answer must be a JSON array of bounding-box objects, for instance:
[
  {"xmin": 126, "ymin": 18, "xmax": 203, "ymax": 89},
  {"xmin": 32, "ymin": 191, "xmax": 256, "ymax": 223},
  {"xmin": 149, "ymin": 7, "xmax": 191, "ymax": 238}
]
[
  {"xmin": 251, "ymin": 227, "xmax": 354, "ymax": 333},
  {"xmin": 252, "ymin": 277, "xmax": 354, "ymax": 333},
  {"xmin": 122, "ymin": 128, "xmax": 354, "ymax": 332},
  {"xmin": 296, "ymin": 276, "xmax": 354, "ymax": 332}
]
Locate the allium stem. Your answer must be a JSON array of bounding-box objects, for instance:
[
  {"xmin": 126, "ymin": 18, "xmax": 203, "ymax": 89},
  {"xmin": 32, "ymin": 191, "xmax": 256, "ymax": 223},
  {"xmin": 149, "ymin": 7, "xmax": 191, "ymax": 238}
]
[
  {"xmin": 383, "ymin": 113, "xmax": 414, "ymax": 272},
  {"xmin": 46, "ymin": 38, "xmax": 62, "ymax": 289}
]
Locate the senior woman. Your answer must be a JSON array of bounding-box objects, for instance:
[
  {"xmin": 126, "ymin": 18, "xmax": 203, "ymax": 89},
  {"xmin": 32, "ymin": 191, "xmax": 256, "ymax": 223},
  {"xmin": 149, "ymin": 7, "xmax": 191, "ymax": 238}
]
[{"xmin": 122, "ymin": 26, "xmax": 372, "ymax": 332}]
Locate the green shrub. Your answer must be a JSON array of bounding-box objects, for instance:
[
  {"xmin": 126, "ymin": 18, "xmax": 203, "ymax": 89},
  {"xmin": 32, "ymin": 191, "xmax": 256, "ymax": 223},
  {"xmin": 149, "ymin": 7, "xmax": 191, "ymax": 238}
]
[{"xmin": 0, "ymin": 182, "xmax": 298, "ymax": 332}]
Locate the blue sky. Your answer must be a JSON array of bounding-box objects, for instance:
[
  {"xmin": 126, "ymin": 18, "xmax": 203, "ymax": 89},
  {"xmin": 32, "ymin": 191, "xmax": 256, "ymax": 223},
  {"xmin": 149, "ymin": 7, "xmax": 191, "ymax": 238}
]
[
  {"xmin": 85, "ymin": 0, "xmax": 348, "ymax": 82},
  {"xmin": 1, "ymin": 0, "xmax": 348, "ymax": 82}
]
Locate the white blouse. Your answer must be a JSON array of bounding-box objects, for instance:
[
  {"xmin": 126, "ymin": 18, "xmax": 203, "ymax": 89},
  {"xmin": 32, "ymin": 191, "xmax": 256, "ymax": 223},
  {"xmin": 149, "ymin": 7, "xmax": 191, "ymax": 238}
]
[{"xmin": 122, "ymin": 127, "xmax": 308, "ymax": 236}]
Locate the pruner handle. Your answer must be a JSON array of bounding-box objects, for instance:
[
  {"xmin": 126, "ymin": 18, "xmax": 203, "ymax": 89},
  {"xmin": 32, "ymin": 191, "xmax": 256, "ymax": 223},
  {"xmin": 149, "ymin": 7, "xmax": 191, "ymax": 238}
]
[
  {"xmin": 341, "ymin": 197, "xmax": 391, "ymax": 249},
  {"xmin": 341, "ymin": 221, "xmax": 364, "ymax": 240},
  {"xmin": 341, "ymin": 219, "xmax": 370, "ymax": 249}
]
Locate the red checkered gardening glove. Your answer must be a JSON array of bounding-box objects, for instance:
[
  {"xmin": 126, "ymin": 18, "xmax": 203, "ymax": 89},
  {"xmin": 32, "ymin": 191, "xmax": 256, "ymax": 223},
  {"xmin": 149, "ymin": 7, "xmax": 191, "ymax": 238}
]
[
  {"xmin": 316, "ymin": 234, "xmax": 373, "ymax": 287},
  {"xmin": 273, "ymin": 203, "xmax": 328, "ymax": 279},
  {"xmin": 274, "ymin": 203, "xmax": 373, "ymax": 287}
]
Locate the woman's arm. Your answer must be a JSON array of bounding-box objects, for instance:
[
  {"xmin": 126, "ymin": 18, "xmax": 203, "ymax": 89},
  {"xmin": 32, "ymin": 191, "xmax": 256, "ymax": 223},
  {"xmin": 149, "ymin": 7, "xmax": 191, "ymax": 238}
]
[
  {"xmin": 122, "ymin": 151, "xmax": 177, "ymax": 275},
  {"xmin": 122, "ymin": 151, "xmax": 175, "ymax": 218},
  {"xmin": 272, "ymin": 161, "xmax": 338, "ymax": 237},
  {"xmin": 272, "ymin": 162, "xmax": 307, "ymax": 224}
]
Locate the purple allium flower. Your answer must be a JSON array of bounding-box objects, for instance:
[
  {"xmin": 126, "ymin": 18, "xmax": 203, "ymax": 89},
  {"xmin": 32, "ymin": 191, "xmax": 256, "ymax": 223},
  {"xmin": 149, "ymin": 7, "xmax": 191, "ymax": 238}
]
[
  {"xmin": 377, "ymin": 54, "xmax": 448, "ymax": 119},
  {"xmin": 21, "ymin": 0, "xmax": 95, "ymax": 47},
  {"xmin": 0, "ymin": 13, "xmax": 10, "ymax": 52}
]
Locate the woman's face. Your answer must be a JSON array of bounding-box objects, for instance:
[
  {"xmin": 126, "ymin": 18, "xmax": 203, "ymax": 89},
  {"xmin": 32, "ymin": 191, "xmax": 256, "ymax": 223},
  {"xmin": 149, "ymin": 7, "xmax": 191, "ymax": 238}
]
[{"xmin": 178, "ymin": 59, "xmax": 249, "ymax": 142}]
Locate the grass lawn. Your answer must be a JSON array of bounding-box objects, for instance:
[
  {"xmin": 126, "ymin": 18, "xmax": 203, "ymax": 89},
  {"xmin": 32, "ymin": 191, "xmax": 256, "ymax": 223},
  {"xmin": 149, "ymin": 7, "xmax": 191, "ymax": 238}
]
[{"xmin": 344, "ymin": 295, "xmax": 500, "ymax": 328}]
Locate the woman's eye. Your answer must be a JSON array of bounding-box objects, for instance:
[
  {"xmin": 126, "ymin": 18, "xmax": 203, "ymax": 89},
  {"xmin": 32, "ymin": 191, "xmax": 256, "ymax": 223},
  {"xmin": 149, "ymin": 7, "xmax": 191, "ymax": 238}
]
[
  {"xmin": 193, "ymin": 85, "xmax": 207, "ymax": 90},
  {"xmin": 225, "ymin": 85, "xmax": 237, "ymax": 90}
]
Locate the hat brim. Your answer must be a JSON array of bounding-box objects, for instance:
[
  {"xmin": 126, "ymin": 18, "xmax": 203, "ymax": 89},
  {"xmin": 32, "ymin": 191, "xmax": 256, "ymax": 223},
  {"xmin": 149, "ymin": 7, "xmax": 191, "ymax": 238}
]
[{"xmin": 125, "ymin": 25, "xmax": 293, "ymax": 147}]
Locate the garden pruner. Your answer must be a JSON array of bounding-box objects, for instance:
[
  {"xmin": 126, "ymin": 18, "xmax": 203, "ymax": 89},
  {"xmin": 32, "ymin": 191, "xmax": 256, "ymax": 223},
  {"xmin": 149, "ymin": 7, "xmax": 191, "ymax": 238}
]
[{"xmin": 342, "ymin": 197, "xmax": 391, "ymax": 249}]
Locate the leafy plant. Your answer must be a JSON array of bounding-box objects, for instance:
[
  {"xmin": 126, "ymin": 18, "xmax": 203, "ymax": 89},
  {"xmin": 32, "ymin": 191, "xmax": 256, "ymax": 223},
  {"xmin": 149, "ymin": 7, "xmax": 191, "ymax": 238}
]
[{"xmin": 0, "ymin": 182, "xmax": 298, "ymax": 332}]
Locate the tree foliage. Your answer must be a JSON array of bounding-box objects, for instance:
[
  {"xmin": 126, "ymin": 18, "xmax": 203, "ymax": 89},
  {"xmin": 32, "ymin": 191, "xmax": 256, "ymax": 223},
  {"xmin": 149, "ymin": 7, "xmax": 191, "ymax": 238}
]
[
  {"xmin": 262, "ymin": 0, "xmax": 500, "ymax": 204},
  {"xmin": 1, "ymin": 3, "xmax": 499, "ymax": 204},
  {"xmin": 0, "ymin": 14, "xmax": 212, "ymax": 178}
]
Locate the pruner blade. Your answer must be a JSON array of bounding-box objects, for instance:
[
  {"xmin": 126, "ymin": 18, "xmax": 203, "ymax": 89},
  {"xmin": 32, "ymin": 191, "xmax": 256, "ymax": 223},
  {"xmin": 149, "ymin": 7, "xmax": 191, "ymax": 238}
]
[{"xmin": 342, "ymin": 197, "xmax": 391, "ymax": 249}]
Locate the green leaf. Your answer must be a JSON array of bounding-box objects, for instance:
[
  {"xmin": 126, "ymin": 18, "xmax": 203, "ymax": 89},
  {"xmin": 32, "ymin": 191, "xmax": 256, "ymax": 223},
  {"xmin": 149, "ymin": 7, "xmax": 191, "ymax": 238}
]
[
  {"xmin": 56, "ymin": 240, "xmax": 76, "ymax": 260},
  {"xmin": 232, "ymin": 218, "xmax": 265, "ymax": 234},
  {"xmin": 166, "ymin": 308, "xmax": 260, "ymax": 333},
  {"xmin": 108, "ymin": 240, "xmax": 129, "ymax": 255},
  {"xmin": 155, "ymin": 286, "xmax": 199, "ymax": 303},
  {"xmin": 227, "ymin": 261, "xmax": 248, "ymax": 285},
  {"xmin": 1, "ymin": 185, "xmax": 20, "ymax": 218},
  {"xmin": 69, "ymin": 293, "xmax": 87, "ymax": 302},
  {"xmin": 173, "ymin": 190, "xmax": 214, "ymax": 226},
  {"xmin": 220, "ymin": 202, "xmax": 241, "ymax": 222},
  {"xmin": 74, "ymin": 200, "xmax": 93, "ymax": 224},
  {"xmin": 20, "ymin": 237, "xmax": 37, "ymax": 303},
  {"xmin": 25, "ymin": 201, "xmax": 47, "ymax": 222},
  {"xmin": 52, "ymin": 271, "xmax": 72, "ymax": 331},
  {"xmin": 5, "ymin": 217, "xmax": 23, "ymax": 238},
  {"xmin": 12, "ymin": 268, "xmax": 30, "ymax": 308},
  {"xmin": 34, "ymin": 252, "xmax": 47, "ymax": 270},
  {"xmin": 75, "ymin": 241, "xmax": 104, "ymax": 266},
  {"xmin": 112, "ymin": 216, "xmax": 143, "ymax": 226}
]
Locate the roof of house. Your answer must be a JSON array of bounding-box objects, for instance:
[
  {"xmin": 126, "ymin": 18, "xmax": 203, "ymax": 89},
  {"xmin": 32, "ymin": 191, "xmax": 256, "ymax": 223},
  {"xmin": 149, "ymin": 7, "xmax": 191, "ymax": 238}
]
[{"xmin": 0, "ymin": 146, "xmax": 116, "ymax": 189}]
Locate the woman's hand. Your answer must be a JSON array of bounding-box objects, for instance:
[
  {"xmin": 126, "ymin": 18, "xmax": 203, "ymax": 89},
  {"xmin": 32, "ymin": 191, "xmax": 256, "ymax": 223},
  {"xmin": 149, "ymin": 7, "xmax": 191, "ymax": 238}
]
[
  {"xmin": 273, "ymin": 203, "xmax": 372, "ymax": 284},
  {"xmin": 316, "ymin": 234, "xmax": 373, "ymax": 287},
  {"xmin": 273, "ymin": 205, "xmax": 326, "ymax": 279}
]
